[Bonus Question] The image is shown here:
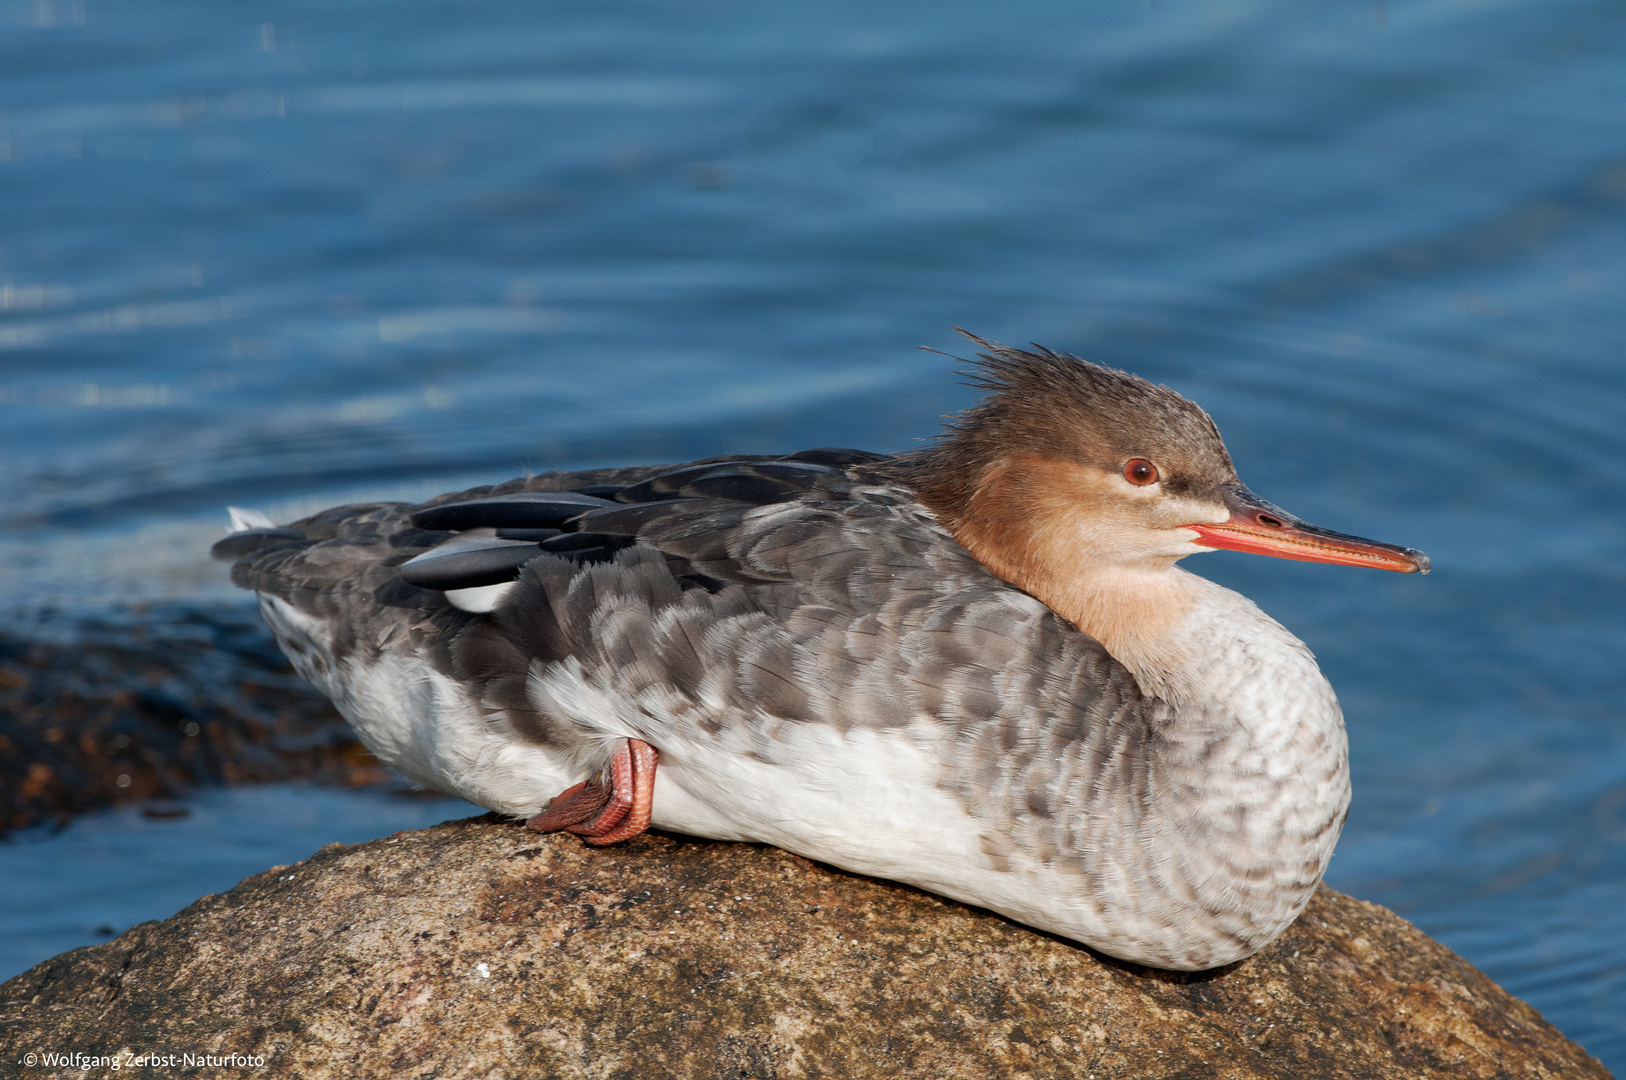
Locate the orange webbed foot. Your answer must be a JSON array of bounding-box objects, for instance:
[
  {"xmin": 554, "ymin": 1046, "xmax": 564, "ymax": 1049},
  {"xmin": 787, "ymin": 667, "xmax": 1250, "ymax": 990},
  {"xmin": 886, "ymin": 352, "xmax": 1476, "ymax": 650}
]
[{"xmin": 527, "ymin": 738, "xmax": 658, "ymax": 846}]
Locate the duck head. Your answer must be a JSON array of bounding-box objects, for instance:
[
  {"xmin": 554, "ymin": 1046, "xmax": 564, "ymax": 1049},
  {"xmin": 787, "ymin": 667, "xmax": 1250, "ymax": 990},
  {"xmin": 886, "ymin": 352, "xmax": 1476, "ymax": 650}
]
[{"xmin": 904, "ymin": 334, "xmax": 1427, "ymax": 650}]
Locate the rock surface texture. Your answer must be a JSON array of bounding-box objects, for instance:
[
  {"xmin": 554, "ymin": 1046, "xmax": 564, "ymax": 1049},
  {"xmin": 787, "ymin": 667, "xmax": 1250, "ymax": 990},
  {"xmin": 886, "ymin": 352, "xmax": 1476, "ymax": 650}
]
[{"xmin": 1, "ymin": 816, "xmax": 1610, "ymax": 1080}]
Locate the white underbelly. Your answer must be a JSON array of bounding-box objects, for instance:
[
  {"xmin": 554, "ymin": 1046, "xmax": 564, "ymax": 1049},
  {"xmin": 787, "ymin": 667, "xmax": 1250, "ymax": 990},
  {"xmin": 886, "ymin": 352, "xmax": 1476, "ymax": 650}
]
[
  {"xmin": 645, "ymin": 720, "xmax": 1147, "ymax": 956},
  {"xmin": 649, "ymin": 720, "xmax": 984, "ymax": 877}
]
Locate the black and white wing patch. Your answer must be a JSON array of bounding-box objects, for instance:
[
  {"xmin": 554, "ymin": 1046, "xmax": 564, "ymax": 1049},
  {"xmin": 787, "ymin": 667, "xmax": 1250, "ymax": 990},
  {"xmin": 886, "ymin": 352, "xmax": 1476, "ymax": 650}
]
[{"xmin": 378, "ymin": 449, "xmax": 885, "ymax": 597}]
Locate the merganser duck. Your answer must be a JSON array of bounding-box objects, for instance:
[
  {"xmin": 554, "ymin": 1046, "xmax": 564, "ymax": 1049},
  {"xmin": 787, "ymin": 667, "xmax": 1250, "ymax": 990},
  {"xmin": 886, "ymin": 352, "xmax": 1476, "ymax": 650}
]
[{"xmin": 213, "ymin": 335, "xmax": 1427, "ymax": 970}]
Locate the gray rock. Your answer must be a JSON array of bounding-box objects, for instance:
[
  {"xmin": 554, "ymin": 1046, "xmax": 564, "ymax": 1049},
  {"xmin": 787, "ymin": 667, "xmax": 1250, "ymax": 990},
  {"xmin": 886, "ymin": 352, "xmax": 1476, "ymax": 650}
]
[{"xmin": 1, "ymin": 816, "xmax": 1611, "ymax": 1079}]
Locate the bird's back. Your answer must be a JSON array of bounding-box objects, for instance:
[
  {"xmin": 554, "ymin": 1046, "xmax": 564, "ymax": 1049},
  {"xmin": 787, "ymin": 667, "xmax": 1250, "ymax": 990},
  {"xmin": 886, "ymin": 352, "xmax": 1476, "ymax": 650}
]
[{"xmin": 228, "ymin": 455, "xmax": 1145, "ymax": 814}]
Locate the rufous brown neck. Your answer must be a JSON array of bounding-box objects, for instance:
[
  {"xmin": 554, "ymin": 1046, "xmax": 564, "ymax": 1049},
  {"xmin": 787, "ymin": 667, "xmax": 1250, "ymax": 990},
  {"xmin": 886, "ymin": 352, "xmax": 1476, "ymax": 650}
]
[{"xmin": 920, "ymin": 452, "xmax": 1203, "ymax": 683}]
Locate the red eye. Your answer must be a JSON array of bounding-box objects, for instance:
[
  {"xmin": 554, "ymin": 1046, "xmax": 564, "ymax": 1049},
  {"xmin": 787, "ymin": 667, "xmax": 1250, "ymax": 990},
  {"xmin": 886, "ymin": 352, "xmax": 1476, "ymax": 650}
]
[{"xmin": 1123, "ymin": 459, "xmax": 1159, "ymax": 486}]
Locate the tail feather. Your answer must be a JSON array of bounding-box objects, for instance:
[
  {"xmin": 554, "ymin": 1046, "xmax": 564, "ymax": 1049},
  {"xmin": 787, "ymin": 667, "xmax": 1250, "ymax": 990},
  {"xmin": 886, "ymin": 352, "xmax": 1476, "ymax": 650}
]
[
  {"xmin": 228, "ymin": 506, "xmax": 277, "ymax": 533},
  {"xmin": 213, "ymin": 507, "xmax": 306, "ymax": 562}
]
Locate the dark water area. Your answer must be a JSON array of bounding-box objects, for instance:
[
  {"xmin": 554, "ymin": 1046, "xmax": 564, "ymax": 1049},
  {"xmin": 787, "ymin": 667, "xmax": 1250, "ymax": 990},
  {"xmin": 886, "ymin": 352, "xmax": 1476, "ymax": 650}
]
[
  {"xmin": 0, "ymin": 785, "xmax": 480, "ymax": 982},
  {"xmin": 1, "ymin": 0, "xmax": 1623, "ymax": 1064}
]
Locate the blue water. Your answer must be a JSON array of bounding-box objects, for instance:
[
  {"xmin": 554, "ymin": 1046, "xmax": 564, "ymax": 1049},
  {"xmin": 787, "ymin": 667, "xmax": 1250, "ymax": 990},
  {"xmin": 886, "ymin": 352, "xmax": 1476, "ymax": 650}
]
[
  {"xmin": 1, "ymin": 0, "xmax": 1623, "ymax": 1066},
  {"xmin": 0, "ymin": 786, "xmax": 480, "ymax": 977}
]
